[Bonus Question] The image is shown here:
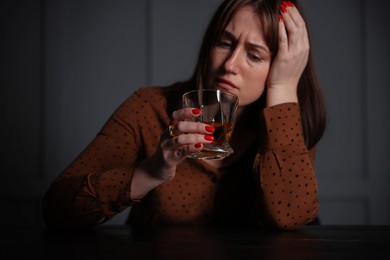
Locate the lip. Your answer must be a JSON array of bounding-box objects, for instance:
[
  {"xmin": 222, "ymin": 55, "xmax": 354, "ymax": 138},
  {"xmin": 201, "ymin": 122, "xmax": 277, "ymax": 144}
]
[{"xmin": 215, "ymin": 78, "xmax": 238, "ymax": 91}]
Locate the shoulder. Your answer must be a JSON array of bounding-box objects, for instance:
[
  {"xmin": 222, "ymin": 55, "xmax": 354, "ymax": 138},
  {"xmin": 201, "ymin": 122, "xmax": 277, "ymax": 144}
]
[
  {"xmin": 129, "ymin": 86, "xmax": 165, "ymax": 101},
  {"xmin": 120, "ymin": 86, "xmax": 168, "ymax": 109},
  {"xmin": 126, "ymin": 82, "xmax": 193, "ymax": 111},
  {"xmin": 128, "ymin": 84, "xmax": 185, "ymax": 103},
  {"xmin": 115, "ymin": 82, "xmax": 191, "ymax": 116}
]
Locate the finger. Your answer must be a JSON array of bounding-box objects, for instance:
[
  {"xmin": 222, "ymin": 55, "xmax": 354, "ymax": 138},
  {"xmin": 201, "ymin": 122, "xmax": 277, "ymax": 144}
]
[
  {"xmin": 171, "ymin": 108, "xmax": 201, "ymax": 123},
  {"xmin": 163, "ymin": 134, "xmax": 214, "ymax": 151},
  {"xmin": 177, "ymin": 142, "xmax": 203, "ymax": 157},
  {"xmin": 161, "ymin": 136, "xmax": 207, "ymax": 163},
  {"xmin": 168, "ymin": 108, "xmax": 202, "ymax": 137},
  {"xmin": 280, "ymin": 3, "xmax": 308, "ymax": 48},
  {"xmin": 168, "ymin": 120, "xmax": 214, "ymax": 138},
  {"xmin": 278, "ymin": 14, "xmax": 288, "ymax": 53},
  {"xmin": 176, "ymin": 121, "xmax": 215, "ymax": 135},
  {"xmin": 166, "ymin": 142, "xmax": 203, "ymax": 162},
  {"xmin": 284, "ymin": 3, "xmax": 306, "ymax": 31},
  {"xmin": 159, "ymin": 141, "xmax": 201, "ymax": 166}
]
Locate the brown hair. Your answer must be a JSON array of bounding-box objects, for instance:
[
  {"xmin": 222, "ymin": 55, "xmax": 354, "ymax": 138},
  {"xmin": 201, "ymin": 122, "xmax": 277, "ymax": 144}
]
[{"xmin": 189, "ymin": 0, "xmax": 327, "ymax": 149}]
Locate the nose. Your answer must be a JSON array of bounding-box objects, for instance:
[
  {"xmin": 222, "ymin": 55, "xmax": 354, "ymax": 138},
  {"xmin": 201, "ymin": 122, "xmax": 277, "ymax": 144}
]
[{"xmin": 223, "ymin": 47, "xmax": 241, "ymax": 74}]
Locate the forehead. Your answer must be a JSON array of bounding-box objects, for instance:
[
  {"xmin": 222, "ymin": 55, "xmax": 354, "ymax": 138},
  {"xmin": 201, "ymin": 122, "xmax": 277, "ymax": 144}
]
[
  {"xmin": 226, "ymin": 6, "xmax": 263, "ymax": 33},
  {"xmin": 230, "ymin": 6, "xmax": 260, "ymax": 26},
  {"xmin": 225, "ymin": 6, "xmax": 264, "ymax": 42}
]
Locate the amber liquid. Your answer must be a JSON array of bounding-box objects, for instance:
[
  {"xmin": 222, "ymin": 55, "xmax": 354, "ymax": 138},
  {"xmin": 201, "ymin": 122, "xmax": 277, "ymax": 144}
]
[
  {"xmin": 206, "ymin": 121, "xmax": 233, "ymax": 145},
  {"xmin": 188, "ymin": 122, "xmax": 234, "ymax": 160}
]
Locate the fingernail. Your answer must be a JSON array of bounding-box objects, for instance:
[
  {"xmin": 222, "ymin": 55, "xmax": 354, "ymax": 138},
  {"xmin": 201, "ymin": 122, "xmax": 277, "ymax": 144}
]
[
  {"xmin": 204, "ymin": 135, "xmax": 214, "ymax": 141},
  {"xmin": 195, "ymin": 143, "xmax": 202, "ymax": 148},
  {"xmin": 280, "ymin": 4, "xmax": 287, "ymax": 13},
  {"xmin": 278, "ymin": 14, "xmax": 283, "ymax": 22},
  {"xmin": 286, "ymin": 1, "xmax": 294, "ymax": 7},
  {"xmin": 282, "ymin": 1, "xmax": 294, "ymax": 8},
  {"xmin": 192, "ymin": 108, "xmax": 201, "ymax": 115},
  {"xmin": 205, "ymin": 125, "xmax": 215, "ymax": 133}
]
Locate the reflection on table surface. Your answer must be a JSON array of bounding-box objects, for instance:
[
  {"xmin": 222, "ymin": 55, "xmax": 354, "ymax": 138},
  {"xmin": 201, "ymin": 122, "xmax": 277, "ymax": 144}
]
[{"xmin": 3, "ymin": 225, "xmax": 390, "ymax": 259}]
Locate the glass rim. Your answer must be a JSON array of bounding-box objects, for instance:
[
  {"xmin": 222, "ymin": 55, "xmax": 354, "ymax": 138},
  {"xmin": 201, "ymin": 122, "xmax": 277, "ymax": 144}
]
[{"xmin": 182, "ymin": 89, "xmax": 238, "ymax": 101}]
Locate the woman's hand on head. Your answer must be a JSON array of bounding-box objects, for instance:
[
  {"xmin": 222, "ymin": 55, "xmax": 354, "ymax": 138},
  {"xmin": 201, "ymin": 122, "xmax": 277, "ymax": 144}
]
[{"xmin": 266, "ymin": 2, "xmax": 309, "ymax": 107}]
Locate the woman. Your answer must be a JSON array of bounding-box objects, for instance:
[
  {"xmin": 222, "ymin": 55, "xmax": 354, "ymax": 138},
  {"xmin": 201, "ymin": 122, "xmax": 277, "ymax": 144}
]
[{"xmin": 43, "ymin": 0, "xmax": 326, "ymax": 230}]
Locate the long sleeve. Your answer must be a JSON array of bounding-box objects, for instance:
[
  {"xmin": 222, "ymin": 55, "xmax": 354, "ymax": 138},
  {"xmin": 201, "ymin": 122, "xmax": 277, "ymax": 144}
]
[
  {"xmin": 254, "ymin": 102, "xmax": 319, "ymax": 230},
  {"xmin": 42, "ymin": 85, "xmax": 321, "ymax": 229},
  {"xmin": 43, "ymin": 89, "xmax": 154, "ymax": 228}
]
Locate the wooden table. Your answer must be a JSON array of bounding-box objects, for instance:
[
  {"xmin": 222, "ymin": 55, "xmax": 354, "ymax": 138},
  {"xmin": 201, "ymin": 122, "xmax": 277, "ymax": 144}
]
[{"xmin": 2, "ymin": 225, "xmax": 390, "ymax": 259}]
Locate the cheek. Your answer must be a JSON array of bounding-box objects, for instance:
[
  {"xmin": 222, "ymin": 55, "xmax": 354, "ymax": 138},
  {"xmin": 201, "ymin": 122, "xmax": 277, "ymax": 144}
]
[
  {"xmin": 210, "ymin": 52, "xmax": 224, "ymax": 71},
  {"xmin": 240, "ymin": 85, "xmax": 265, "ymax": 106},
  {"xmin": 239, "ymin": 69, "xmax": 269, "ymax": 106},
  {"xmin": 206, "ymin": 54, "xmax": 219, "ymax": 84}
]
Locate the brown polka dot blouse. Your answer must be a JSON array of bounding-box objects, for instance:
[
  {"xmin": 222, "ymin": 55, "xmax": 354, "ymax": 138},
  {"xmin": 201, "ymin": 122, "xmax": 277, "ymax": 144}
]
[{"xmin": 43, "ymin": 82, "xmax": 319, "ymax": 230}]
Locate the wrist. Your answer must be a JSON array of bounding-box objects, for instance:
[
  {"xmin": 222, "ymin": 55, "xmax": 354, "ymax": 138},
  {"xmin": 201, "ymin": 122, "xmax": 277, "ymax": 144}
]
[
  {"xmin": 130, "ymin": 156, "xmax": 176, "ymax": 200},
  {"xmin": 130, "ymin": 168, "xmax": 165, "ymax": 200},
  {"xmin": 266, "ymin": 86, "xmax": 298, "ymax": 107}
]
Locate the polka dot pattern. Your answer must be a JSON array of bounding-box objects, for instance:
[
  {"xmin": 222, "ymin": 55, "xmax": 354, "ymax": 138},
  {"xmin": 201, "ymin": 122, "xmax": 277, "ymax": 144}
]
[
  {"xmin": 255, "ymin": 103, "xmax": 319, "ymax": 229},
  {"xmin": 43, "ymin": 84, "xmax": 319, "ymax": 229}
]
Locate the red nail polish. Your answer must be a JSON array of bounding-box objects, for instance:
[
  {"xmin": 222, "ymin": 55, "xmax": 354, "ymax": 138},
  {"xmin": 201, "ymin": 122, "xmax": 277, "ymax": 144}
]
[
  {"xmin": 195, "ymin": 143, "xmax": 202, "ymax": 148},
  {"xmin": 280, "ymin": 5, "xmax": 287, "ymax": 13},
  {"xmin": 204, "ymin": 135, "xmax": 214, "ymax": 141},
  {"xmin": 278, "ymin": 14, "xmax": 283, "ymax": 22},
  {"xmin": 286, "ymin": 1, "xmax": 294, "ymax": 7},
  {"xmin": 192, "ymin": 108, "xmax": 201, "ymax": 115},
  {"xmin": 205, "ymin": 125, "xmax": 215, "ymax": 133}
]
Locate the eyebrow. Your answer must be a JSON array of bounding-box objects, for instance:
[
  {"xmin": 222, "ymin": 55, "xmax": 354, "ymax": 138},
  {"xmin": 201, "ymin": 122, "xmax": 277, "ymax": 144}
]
[{"xmin": 221, "ymin": 30, "xmax": 271, "ymax": 54}]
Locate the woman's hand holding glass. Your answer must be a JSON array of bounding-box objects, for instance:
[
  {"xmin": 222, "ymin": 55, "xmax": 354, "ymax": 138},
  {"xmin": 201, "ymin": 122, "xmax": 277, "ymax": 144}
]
[
  {"xmin": 266, "ymin": 2, "xmax": 309, "ymax": 107},
  {"xmin": 159, "ymin": 108, "xmax": 215, "ymax": 173},
  {"xmin": 130, "ymin": 108, "xmax": 214, "ymax": 200}
]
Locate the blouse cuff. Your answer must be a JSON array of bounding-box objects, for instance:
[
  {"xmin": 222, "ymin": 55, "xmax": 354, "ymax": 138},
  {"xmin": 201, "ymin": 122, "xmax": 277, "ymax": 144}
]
[
  {"xmin": 91, "ymin": 168, "xmax": 139, "ymax": 217},
  {"xmin": 262, "ymin": 102, "xmax": 305, "ymax": 149}
]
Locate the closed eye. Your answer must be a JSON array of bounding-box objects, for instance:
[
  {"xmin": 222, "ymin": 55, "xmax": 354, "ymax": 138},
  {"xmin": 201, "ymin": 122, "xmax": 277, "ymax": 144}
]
[
  {"xmin": 248, "ymin": 52, "xmax": 263, "ymax": 62},
  {"xmin": 216, "ymin": 40, "xmax": 232, "ymax": 49}
]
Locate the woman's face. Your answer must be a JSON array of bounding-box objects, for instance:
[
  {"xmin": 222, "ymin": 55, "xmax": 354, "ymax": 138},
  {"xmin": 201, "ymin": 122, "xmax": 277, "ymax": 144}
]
[{"xmin": 207, "ymin": 5, "xmax": 272, "ymax": 107}]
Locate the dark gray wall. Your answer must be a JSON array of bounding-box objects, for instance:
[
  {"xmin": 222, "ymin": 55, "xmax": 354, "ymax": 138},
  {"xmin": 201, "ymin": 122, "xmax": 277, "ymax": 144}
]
[{"xmin": 1, "ymin": 0, "xmax": 389, "ymax": 227}]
